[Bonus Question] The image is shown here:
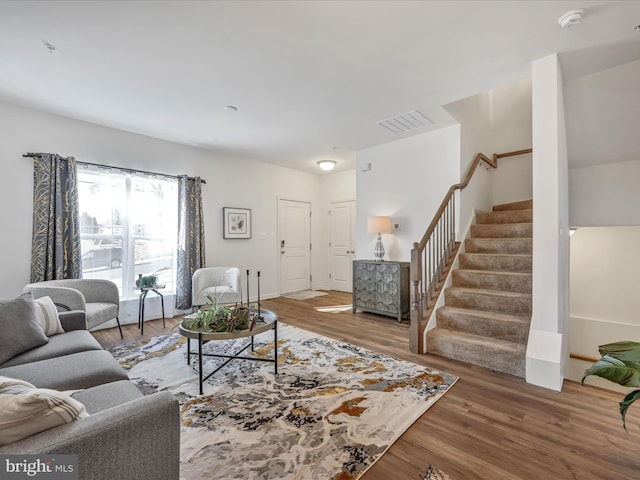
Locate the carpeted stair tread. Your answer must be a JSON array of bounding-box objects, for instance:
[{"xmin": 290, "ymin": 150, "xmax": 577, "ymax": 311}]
[
  {"xmin": 465, "ymin": 237, "xmax": 532, "ymax": 254},
  {"xmin": 492, "ymin": 199, "xmax": 533, "ymax": 211},
  {"xmin": 445, "ymin": 287, "xmax": 532, "ymax": 316},
  {"xmin": 436, "ymin": 306, "xmax": 530, "ymax": 343},
  {"xmin": 427, "ymin": 327, "xmax": 526, "ymax": 377},
  {"xmin": 470, "ymin": 222, "xmax": 532, "ymax": 238},
  {"xmin": 426, "ymin": 199, "xmax": 533, "ymax": 378},
  {"xmin": 476, "ymin": 209, "xmax": 533, "ymax": 224},
  {"xmin": 452, "ymin": 269, "xmax": 531, "ymax": 293},
  {"xmin": 459, "ymin": 253, "xmax": 532, "ymax": 272}
]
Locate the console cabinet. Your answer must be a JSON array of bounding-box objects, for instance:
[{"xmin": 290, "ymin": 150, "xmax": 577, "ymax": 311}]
[{"xmin": 352, "ymin": 260, "xmax": 410, "ymax": 322}]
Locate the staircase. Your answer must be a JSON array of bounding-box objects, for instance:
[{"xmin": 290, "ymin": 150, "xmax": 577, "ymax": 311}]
[{"xmin": 426, "ymin": 199, "xmax": 532, "ymax": 377}]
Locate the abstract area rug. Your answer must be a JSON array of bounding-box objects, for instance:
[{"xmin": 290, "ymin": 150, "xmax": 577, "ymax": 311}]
[
  {"xmin": 109, "ymin": 324, "xmax": 457, "ymax": 480},
  {"xmin": 423, "ymin": 464, "xmax": 452, "ymax": 480}
]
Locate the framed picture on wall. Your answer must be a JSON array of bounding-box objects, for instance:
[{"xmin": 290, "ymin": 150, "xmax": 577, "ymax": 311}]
[{"xmin": 223, "ymin": 207, "xmax": 252, "ymax": 239}]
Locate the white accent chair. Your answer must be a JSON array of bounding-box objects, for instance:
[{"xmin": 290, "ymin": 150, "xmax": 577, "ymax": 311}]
[
  {"xmin": 192, "ymin": 267, "xmax": 242, "ymax": 309},
  {"xmin": 23, "ymin": 279, "xmax": 123, "ymax": 338}
]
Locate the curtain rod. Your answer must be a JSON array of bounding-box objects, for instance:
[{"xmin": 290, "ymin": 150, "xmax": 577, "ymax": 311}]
[{"xmin": 23, "ymin": 153, "xmax": 206, "ymax": 184}]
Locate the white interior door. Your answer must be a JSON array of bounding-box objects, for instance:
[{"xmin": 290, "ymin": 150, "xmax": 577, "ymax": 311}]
[
  {"xmin": 279, "ymin": 199, "xmax": 311, "ymax": 294},
  {"xmin": 329, "ymin": 200, "xmax": 356, "ymax": 292}
]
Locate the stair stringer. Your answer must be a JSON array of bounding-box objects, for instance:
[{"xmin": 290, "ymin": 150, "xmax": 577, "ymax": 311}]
[{"xmin": 422, "ymin": 209, "xmax": 478, "ymax": 353}]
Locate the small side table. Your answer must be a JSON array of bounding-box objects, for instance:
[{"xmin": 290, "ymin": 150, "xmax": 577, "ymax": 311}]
[{"xmin": 138, "ymin": 285, "xmax": 166, "ymax": 334}]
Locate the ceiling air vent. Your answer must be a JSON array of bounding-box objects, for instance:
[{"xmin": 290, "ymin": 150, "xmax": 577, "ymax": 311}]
[{"xmin": 377, "ymin": 110, "xmax": 434, "ymax": 134}]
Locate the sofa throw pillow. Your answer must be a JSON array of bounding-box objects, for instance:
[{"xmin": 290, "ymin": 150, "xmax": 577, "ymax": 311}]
[
  {"xmin": 33, "ymin": 296, "xmax": 65, "ymax": 336},
  {"xmin": 0, "ymin": 376, "xmax": 89, "ymax": 446},
  {"xmin": 0, "ymin": 293, "xmax": 49, "ymax": 365}
]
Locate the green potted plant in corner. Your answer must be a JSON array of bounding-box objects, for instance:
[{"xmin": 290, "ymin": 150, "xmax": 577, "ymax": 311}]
[{"xmin": 582, "ymin": 341, "xmax": 640, "ymax": 431}]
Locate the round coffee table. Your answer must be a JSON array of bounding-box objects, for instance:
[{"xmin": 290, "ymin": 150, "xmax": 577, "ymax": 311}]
[{"xmin": 179, "ymin": 309, "xmax": 278, "ymax": 394}]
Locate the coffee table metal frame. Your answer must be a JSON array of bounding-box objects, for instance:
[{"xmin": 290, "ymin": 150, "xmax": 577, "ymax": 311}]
[{"xmin": 178, "ymin": 309, "xmax": 278, "ymax": 394}]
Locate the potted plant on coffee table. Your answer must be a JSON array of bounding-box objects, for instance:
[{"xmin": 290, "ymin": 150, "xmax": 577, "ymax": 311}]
[{"xmin": 181, "ymin": 294, "xmax": 254, "ymax": 333}]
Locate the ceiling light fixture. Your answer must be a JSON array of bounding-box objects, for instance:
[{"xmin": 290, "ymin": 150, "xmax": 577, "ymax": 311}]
[
  {"xmin": 224, "ymin": 105, "xmax": 238, "ymax": 112},
  {"xmin": 317, "ymin": 160, "xmax": 337, "ymax": 171},
  {"xmin": 558, "ymin": 9, "xmax": 584, "ymax": 28},
  {"xmin": 634, "ymin": 24, "xmax": 640, "ymax": 32}
]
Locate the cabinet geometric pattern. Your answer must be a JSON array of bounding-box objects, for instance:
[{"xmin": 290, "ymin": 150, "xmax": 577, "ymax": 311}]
[{"xmin": 352, "ymin": 260, "xmax": 410, "ymax": 322}]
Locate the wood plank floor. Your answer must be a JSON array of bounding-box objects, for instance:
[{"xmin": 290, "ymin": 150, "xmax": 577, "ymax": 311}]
[{"xmin": 92, "ymin": 291, "xmax": 640, "ymax": 480}]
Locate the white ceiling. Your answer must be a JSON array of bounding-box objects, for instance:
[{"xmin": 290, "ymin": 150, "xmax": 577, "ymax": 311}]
[{"xmin": 1, "ymin": 1, "xmax": 639, "ymax": 174}]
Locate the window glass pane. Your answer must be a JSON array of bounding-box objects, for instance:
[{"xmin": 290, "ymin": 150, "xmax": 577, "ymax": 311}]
[
  {"xmin": 130, "ymin": 177, "xmax": 177, "ymax": 293},
  {"xmin": 77, "ymin": 168, "xmax": 177, "ymax": 299}
]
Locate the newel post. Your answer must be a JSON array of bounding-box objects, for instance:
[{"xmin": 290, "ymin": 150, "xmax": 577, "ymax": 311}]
[{"xmin": 409, "ymin": 242, "xmax": 423, "ymax": 353}]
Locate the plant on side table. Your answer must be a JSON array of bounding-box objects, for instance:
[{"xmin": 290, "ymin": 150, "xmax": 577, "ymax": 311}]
[
  {"xmin": 582, "ymin": 341, "xmax": 640, "ymax": 431},
  {"xmin": 136, "ymin": 274, "xmax": 158, "ymax": 289}
]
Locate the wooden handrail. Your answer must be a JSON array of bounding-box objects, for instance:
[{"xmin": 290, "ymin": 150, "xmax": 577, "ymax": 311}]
[
  {"xmin": 409, "ymin": 147, "xmax": 533, "ymax": 353},
  {"xmin": 494, "ymin": 148, "xmax": 532, "ymax": 160},
  {"xmin": 570, "ymin": 353, "xmax": 599, "ymax": 363},
  {"xmin": 415, "ymin": 152, "xmax": 496, "ymax": 250}
]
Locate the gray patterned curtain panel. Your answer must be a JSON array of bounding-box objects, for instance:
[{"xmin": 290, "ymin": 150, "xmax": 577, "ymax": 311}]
[
  {"xmin": 30, "ymin": 153, "xmax": 82, "ymax": 282},
  {"xmin": 175, "ymin": 175, "xmax": 206, "ymax": 310}
]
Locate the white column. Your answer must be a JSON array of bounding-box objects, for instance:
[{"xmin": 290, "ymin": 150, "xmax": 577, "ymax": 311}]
[{"xmin": 527, "ymin": 54, "xmax": 570, "ymax": 391}]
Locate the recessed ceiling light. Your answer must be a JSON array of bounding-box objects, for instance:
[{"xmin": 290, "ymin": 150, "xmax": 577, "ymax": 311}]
[
  {"xmin": 224, "ymin": 105, "xmax": 238, "ymax": 112},
  {"xmin": 558, "ymin": 9, "xmax": 584, "ymax": 28}
]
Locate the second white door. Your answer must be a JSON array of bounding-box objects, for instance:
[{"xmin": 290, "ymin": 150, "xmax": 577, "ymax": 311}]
[{"xmin": 329, "ymin": 200, "xmax": 356, "ymax": 292}]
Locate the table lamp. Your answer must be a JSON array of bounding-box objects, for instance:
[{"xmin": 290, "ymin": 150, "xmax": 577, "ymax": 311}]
[{"xmin": 367, "ymin": 216, "xmax": 392, "ymax": 261}]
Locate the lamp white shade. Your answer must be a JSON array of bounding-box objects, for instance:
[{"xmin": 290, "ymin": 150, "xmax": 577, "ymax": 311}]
[{"xmin": 367, "ymin": 216, "xmax": 392, "ymax": 234}]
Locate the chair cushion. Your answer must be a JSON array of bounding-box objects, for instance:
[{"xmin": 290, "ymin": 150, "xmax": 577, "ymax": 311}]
[
  {"xmin": 0, "ymin": 331, "xmax": 103, "ymax": 368},
  {"xmin": 196, "ymin": 286, "xmax": 241, "ymax": 306},
  {"xmin": 0, "ymin": 293, "xmax": 49, "ymax": 365},
  {"xmin": 0, "ymin": 376, "xmax": 89, "ymax": 447},
  {"xmin": 85, "ymin": 302, "xmax": 118, "ymax": 330},
  {"xmin": 71, "ymin": 380, "xmax": 143, "ymax": 414},
  {"xmin": 33, "ymin": 296, "xmax": 65, "ymax": 336}
]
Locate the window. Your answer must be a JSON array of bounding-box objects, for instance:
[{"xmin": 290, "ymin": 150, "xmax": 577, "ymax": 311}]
[{"xmin": 77, "ymin": 168, "xmax": 178, "ymax": 299}]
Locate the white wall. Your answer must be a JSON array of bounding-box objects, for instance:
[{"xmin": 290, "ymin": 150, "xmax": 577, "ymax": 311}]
[
  {"xmin": 570, "ymin": 227, "xmax": 640, "ymax": 324},
  {"xmin": 444, "ymin": 92, "xmax": 494, "ymax": 234},
  {"xmin": 492, "ymin": 152, "xmax": 532, "ymax": 207},
  {"xmin": 320, "ymin": 169, "xmax": 356, "ymax": 205},
  {"xmin": 444, "ymin": 78, "xmax": 533, "ymax": 229},
  {"xmin": 355, "ymin": 126, "xmax": 460, "ymax": 263},
  {"xmin": 487, "ymin": 80, "xmax": 533, "ymax": 207},
  {"xmin": 567, "ymin": 159, "xmax": 640, "ymax": 392},
  {"xmin": 0, "ymin": 101, "xmax": 342, "ymax": 325},
  {"xmin": 570, "ymin": 159, "xmax": 640, "ymax": 227},
  {"xmin": 527, "ymin": 54, "xmax": 570, "ymax": 392},
  {"xmin": 567, "ymin": 226, "xmax": 640, "ymax": 391}
]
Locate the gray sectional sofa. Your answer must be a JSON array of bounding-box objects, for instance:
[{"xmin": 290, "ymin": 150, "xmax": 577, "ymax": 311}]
[{"xmin": 0, "ymin": 301, "xmax": 180, "ymax": 480}]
